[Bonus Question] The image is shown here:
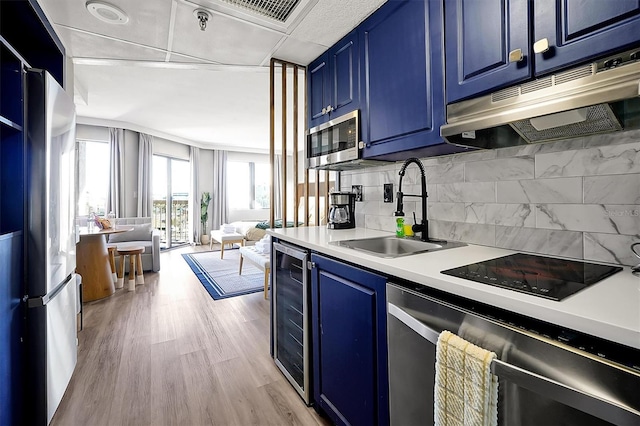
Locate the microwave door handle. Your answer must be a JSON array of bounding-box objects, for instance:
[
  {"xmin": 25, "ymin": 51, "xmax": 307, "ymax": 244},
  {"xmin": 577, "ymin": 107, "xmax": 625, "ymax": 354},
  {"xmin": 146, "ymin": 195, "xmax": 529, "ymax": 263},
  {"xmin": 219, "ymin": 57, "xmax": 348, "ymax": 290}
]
[{"xmin": 388, "ymin": 302, "xmax": 640, "ymax": 425}]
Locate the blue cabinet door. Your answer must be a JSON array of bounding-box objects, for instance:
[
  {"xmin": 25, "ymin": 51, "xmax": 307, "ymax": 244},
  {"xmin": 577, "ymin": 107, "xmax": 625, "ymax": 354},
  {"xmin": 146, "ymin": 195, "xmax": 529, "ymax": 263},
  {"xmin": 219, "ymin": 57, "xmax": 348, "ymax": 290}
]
[
  {"xmin": 311, "ymin": 254, "xmax": 388, "ymax": 426},
  {"xmin": 308, "ymin": 30, "xmax": 360, "ymax": 129},
  {"xmin": 329, "ymin": 30, "xmax": 359, "ymax": 119},
  {"xmin": 308, "ymin": 53, "xmax": 330, "ymax": 128},
  {"xmin": 444, "ymin": 0, "xmax": 532, "ymax": 103},
  {"xmin": 360, "ymin": 0, "xmax": 448, "ymax": 158},
  {"xmin": 534, "ymin": 0, "xmax": 640, "ymax": 75}
]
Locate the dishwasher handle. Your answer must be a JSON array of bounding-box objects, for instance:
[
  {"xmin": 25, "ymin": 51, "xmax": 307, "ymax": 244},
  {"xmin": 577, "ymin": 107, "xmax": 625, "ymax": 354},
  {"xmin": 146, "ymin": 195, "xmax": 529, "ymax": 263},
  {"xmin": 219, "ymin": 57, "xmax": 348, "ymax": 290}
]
[{"xmin": 387, "ymin": 302, "xmax": 640, "ymax": 425}]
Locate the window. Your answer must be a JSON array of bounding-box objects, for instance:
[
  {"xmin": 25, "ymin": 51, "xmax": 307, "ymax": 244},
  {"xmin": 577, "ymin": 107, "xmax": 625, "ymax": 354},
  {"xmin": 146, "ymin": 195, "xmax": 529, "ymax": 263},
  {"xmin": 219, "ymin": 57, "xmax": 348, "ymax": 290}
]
[
  {"xmin": 228, "ymin": 161, "xmax": 270, "ymax": 210},
  {"xmin": 76, "ymin": 140, "xmax": 109, "ymax": 216},
  {"xmin": 152, "ymin": 155, "xmax": 190, "ymax": 249},
  {"xmin": 254, "ymin": 163, "xmax": 270, "ymax": 209}
]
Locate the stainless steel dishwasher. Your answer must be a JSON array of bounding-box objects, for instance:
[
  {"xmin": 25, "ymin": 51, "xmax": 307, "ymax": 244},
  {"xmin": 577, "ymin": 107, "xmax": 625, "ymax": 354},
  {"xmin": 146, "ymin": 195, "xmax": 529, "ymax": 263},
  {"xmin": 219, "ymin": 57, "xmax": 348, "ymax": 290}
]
[
  {"xmin": 387, "ymin": 282, "xmax": 640, "ymax": 425},
  {"xmin": 272, "ymin": 241, "xmax": 311, "ymax": 404}
]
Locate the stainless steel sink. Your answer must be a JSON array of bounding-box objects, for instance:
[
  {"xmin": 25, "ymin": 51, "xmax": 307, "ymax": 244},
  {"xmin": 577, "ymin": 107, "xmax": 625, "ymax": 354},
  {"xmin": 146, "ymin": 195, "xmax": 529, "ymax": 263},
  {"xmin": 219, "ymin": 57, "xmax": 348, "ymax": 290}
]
[{"xmin": 330, "ymin": 236, "xmax": 466, "ymax": 258}]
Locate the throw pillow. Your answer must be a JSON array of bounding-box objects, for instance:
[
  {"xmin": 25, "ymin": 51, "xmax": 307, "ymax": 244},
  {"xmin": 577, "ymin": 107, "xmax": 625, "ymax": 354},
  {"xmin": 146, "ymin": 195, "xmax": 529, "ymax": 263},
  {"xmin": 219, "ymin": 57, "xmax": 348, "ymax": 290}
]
[
  {"xmin": 108, "ymin": 224, "xmax": 152, "ymax": 243},
  {"xmin": 245, "ymin": 227, "xmax": 266, "ymax": 241}
]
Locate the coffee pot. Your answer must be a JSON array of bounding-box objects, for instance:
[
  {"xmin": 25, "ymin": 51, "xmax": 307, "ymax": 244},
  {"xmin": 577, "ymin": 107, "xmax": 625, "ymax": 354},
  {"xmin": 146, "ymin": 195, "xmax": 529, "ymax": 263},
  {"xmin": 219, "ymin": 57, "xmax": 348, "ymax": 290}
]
[{"xmin": 328, "ymin": 192, "xmax": 356, "ymax": 229}]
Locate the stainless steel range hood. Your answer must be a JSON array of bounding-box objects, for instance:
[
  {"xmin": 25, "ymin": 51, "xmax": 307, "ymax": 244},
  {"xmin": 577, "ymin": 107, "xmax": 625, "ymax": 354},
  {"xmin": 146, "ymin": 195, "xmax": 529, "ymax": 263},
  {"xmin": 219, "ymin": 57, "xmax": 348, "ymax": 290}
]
[{"xmin": 441, "ymin": 48, "xmax": 640, "ymax": 149}]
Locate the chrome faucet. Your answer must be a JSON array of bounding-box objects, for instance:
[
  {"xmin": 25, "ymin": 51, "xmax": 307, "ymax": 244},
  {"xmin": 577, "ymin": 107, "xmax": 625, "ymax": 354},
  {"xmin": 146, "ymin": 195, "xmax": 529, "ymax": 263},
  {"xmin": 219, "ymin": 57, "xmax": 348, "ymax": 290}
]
[{"xmin": 394, "ymin": 157, "xmax": 429, "ymax": 242}]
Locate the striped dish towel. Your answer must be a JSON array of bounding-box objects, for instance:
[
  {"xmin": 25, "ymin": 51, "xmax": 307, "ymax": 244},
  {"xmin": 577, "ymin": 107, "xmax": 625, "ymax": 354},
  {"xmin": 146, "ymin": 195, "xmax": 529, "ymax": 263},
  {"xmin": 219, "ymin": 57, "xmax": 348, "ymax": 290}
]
[{"xmin": 434, "ymin": 330, "xmax": 498, "ymax": 426}]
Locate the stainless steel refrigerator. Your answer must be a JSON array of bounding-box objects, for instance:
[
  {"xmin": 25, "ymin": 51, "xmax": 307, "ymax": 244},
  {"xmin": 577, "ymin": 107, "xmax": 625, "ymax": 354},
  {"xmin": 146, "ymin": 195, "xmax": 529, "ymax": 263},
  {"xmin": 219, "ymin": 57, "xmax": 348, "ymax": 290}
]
[{"xmin": 25, "ymin": 69, "xmax": 78, "ymax": 425}]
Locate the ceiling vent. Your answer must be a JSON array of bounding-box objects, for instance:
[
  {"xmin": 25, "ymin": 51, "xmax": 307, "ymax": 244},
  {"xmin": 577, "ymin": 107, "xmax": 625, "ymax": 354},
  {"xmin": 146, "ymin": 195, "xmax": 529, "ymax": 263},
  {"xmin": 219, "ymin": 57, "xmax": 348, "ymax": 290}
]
[{"xmin": 218, "ymin": 0, "xmax": 302, "ymax": 22}]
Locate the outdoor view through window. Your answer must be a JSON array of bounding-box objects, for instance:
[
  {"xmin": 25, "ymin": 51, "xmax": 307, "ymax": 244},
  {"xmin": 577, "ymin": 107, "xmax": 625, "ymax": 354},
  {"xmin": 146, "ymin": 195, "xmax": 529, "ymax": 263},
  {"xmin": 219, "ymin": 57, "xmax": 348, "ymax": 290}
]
[
  {"xmin": 228, "ymin": 161, "xmax": 270, "ymax": 210},
  {"xmin": 76, "ymin": 140, "xmax": 109, "ymax": 216}
]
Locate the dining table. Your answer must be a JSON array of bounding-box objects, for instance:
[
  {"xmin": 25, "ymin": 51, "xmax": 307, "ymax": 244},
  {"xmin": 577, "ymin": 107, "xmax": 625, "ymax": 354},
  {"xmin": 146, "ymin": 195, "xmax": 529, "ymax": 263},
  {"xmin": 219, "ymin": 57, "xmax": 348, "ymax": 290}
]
[{"xmin": 76, "ymin": 226, "xmax": 132, "ymax": 302}]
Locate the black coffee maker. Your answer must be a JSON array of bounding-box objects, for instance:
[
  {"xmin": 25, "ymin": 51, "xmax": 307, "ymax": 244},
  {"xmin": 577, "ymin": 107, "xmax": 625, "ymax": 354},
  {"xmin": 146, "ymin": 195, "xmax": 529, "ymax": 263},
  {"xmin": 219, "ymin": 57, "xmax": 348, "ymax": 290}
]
[{"xmin": 328, "ymin": 192, "xmax": 356, "ymax": 229}]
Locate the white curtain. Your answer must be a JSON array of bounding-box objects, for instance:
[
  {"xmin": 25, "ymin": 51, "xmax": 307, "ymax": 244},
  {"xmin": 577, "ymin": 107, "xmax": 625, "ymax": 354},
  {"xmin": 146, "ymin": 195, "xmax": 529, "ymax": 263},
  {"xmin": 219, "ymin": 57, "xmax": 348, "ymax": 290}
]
[
  {"xmin": 190, "ymin": 146, "xmax": 200, "ymax": 244},
  {"xmin": 137, "ymin": 133, "xmax": 153, "ymax": 217},
  {"xmin": 211, "ymin": 150, "xmax": 228, "ymax": 231},
  {"xmin": 107, "ymin": 128, "xmax": 125, "ymax": 217},
  {"xmin": 273, "ymin": 154, "xmax": 282, "ymax": 221}
]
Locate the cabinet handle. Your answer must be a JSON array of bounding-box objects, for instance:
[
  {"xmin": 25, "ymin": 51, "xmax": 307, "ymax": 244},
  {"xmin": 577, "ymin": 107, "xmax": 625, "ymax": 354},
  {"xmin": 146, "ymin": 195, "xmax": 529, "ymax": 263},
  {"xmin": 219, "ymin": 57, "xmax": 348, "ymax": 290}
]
[
  {"xmin": 533, "ymin": 38, "xmax": 550, "ymax": 54},
  {"xmin": 508, "ymin": 48, "xmax": 524, "ymax": 63}
]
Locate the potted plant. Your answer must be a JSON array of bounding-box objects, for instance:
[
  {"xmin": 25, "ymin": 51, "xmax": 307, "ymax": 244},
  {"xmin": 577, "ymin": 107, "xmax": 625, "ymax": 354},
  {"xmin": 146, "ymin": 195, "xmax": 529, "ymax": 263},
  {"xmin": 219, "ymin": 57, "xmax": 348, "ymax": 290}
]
[{"xmin": 200, "ymin": 192, "xmax": 211, "ymax": 245}]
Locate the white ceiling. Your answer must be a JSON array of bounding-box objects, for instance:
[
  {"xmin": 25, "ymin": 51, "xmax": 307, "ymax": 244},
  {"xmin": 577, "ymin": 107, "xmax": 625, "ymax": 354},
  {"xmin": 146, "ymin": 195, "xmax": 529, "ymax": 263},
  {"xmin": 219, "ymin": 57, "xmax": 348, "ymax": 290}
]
[{"xmin": 36, "ymin": 0, "xmax": 386, "ymax": 152}]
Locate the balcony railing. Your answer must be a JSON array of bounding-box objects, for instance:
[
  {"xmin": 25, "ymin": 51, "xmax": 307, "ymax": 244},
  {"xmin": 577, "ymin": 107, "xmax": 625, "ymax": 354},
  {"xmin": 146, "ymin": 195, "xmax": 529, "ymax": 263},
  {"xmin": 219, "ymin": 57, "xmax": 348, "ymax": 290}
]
[{"xmin": 153, "ymin": 199, "xmax": 189, "ymax": 246}]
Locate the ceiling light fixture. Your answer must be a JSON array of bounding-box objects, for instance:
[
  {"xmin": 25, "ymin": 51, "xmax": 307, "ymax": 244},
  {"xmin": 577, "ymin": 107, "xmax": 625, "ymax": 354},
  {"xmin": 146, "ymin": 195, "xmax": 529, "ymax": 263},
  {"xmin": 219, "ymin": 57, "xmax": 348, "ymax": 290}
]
[
  {"xmin": 86, "ymin": 1, "xmax": 129, "ymax": 24},
  {"xmin": 193, "ymin": 9, "xmax": 211, "ymax": 31}
]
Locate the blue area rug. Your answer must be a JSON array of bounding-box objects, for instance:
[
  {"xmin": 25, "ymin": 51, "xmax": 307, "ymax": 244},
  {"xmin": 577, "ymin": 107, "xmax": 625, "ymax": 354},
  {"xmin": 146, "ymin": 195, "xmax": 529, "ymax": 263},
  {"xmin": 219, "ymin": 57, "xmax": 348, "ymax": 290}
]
[{"xmin": 182, "ymin": 249, "xmax": 264, "ymax": 300}]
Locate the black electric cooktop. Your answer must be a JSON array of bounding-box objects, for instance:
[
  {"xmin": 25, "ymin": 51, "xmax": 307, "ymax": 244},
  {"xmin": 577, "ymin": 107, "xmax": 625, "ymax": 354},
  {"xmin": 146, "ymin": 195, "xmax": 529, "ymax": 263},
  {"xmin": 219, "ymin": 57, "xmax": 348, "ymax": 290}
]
[{"xmin": 441, "ymin": 253, "xmax": 623, "ymax": 301}]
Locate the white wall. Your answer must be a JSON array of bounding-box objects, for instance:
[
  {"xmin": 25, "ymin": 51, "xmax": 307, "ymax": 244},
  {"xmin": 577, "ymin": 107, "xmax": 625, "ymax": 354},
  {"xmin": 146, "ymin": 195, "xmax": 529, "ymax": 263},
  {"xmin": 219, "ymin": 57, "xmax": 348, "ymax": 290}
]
[
  {"xmin": 76, "ymin": 124, "xmax": 108, "ymax": 142},
  {"xmin": 154, "ymin": 136, "xmax": 190, "ymax": 160}
]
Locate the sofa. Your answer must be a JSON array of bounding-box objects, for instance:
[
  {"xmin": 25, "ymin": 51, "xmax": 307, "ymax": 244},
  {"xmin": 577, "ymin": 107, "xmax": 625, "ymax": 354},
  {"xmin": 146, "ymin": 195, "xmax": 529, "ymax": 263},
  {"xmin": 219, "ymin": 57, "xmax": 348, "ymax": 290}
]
[
  {"xmin": 219, "ymin": 220, "xmax": 302, "ymax": 245},
  {"xmin": 106, "ymin": 217, "xmax": 161, "ymax": 272}
]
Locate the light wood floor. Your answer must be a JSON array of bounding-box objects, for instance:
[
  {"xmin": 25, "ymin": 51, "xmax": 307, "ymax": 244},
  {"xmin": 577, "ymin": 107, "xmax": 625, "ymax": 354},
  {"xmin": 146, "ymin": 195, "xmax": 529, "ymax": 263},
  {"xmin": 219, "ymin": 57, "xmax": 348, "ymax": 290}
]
[{"xmin": 52, "ymin": 244, "xmax": 328, "ymax": 426}]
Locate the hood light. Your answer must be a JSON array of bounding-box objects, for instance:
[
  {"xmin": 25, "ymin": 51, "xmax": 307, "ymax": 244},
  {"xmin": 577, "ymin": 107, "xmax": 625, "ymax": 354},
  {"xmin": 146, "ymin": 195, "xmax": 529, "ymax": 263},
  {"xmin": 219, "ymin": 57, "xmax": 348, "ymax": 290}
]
[{"xmin": 530, "ymin": 108, "xmax": 588, "ymax": 131}]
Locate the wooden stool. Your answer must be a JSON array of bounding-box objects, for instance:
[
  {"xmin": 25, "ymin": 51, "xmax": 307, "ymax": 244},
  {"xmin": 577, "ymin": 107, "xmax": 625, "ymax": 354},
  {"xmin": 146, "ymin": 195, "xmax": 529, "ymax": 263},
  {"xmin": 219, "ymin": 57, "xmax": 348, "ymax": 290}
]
[
  {"xmin": 116, "ymin": 246, "xmax": 145, "ymax": 291},
  {"xmin": 107, "ymin": 246, "xmax": 118, "ymax": 284}
]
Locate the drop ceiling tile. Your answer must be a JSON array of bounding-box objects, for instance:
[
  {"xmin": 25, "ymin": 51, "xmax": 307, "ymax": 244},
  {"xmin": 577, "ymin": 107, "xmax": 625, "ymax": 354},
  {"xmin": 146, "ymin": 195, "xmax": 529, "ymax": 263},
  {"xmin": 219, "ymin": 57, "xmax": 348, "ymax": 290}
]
[
  {"xmin": 38, "ymin": 0, "xmax": 171, "ymax": 50},
  {"xmin": 57, "ymin": 27, "xmax": 167, "ymax": 61},
  {"xmin": 272, "ymin": 36, "xmax": 326, "ymax": 66},
  {"xmin": 171, "ymin": 3, "xmax": 283, "ymax": 65},
  {"xmin": 290, "ymin": 0, "xmax": 385, "ymax": 46},
  {"xmin": 167, "ymin": 53, "xmax": 218, "ymax": 63}
]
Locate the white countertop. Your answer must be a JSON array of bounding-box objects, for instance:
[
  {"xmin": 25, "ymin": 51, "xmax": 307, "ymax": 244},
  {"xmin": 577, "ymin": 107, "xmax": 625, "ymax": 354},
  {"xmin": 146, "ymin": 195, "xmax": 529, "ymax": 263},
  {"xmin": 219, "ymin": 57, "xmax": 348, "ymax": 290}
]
[{"xmin": 268, "ymin": 226, "xmax": 640, "ymax": 350}]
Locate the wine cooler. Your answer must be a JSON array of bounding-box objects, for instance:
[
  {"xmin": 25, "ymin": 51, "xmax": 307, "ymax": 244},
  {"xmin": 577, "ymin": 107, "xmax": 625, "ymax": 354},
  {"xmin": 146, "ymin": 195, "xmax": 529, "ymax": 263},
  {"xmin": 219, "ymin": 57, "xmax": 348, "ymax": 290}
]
[{"xmin": 272, "ymin": 241, "xmax": 311, "ymax": 404}]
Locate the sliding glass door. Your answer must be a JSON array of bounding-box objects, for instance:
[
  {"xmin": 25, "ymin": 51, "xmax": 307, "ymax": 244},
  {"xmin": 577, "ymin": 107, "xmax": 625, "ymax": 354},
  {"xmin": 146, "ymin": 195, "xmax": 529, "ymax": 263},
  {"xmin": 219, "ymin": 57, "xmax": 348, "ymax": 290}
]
[{"xmin": 152, "ymin": 155, "xmax": 189, "ymax": 249}]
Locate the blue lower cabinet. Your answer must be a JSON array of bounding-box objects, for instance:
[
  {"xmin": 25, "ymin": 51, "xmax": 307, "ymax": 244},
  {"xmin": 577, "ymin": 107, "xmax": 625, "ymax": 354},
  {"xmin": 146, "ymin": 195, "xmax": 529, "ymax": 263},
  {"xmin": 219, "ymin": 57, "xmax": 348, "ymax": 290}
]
[{"xmin": 311, "ymin": 254, "xmax": 388, "ymax": 426}]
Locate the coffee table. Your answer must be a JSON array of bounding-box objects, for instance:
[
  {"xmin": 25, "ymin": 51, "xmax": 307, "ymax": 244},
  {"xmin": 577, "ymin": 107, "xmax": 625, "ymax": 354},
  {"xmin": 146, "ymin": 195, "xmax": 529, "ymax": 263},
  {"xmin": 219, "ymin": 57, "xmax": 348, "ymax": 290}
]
[{"xmin": 210, "ymin": 230, "xmax": 244, "ymax": 259}]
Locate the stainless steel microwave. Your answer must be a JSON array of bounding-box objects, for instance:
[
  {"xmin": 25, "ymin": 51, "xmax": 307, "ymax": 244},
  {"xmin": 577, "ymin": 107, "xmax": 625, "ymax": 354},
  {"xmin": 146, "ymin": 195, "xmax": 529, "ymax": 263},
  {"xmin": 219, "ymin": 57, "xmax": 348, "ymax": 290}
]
[{"xmin": 306, "ymin": 110, "xmax": 361, "ymax": 170}]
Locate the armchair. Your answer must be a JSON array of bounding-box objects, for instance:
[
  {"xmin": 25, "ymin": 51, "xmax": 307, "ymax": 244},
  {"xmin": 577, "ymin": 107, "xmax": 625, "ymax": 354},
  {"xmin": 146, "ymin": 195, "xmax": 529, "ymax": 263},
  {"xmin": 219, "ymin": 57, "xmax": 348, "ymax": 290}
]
[{"xmin": 107, "ymin": 217, "xmax": 161, "ymax": 272}]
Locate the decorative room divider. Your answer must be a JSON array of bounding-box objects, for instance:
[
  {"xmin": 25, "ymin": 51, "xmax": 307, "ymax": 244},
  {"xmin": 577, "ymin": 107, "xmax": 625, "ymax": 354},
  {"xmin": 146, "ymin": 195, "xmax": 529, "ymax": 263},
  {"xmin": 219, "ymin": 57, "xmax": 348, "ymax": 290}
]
[{"xmin": 269, "ymin": 58, "xmax": 333, "ymax": 228}]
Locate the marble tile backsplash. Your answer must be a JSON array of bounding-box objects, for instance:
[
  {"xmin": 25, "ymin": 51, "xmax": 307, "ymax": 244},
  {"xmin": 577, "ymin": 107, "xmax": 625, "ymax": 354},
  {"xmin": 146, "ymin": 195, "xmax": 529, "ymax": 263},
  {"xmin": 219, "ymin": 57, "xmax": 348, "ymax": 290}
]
[{"xmin": 341, "ymin": 131, "xmax": 640, "ymax": 266}]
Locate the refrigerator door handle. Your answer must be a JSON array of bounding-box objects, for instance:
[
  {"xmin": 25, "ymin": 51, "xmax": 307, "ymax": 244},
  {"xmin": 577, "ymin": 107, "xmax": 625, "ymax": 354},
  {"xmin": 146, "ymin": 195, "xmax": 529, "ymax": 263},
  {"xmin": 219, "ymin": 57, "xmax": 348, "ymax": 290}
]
[{"xmin": 27, "ymin": 274, "xmax": 73, "ymax": 308}]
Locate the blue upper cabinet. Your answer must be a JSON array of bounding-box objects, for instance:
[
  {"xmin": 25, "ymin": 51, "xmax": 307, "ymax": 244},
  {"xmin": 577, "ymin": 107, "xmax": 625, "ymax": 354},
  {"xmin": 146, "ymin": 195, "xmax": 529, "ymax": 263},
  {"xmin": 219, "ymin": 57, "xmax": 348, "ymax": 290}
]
[
  {"xmin": 445, "ymin": 0, "xmax": 532, "ymax": 103},
  {"xmin": 308, "ymin": 30, "xmax": 359, "ymax": 129},
  {"xmin": 360, "ymin": 0, "xmax": 452, "ymax": 159},
  {"xmin": 308, "ymin": 55, "xmax": 330, "ymax": 127},
  {"xmin": 533, "ymin": 0, "xmax": 640, "ymax": 75},
  {"xmin": 445, "ymin": 0, "xmax": 640, "ymax": 103}
]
